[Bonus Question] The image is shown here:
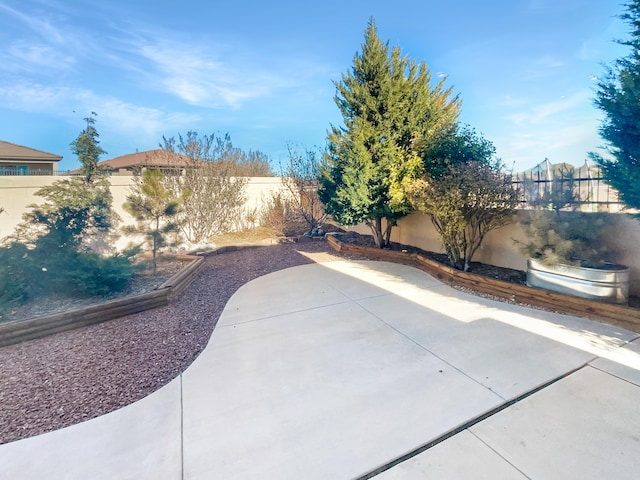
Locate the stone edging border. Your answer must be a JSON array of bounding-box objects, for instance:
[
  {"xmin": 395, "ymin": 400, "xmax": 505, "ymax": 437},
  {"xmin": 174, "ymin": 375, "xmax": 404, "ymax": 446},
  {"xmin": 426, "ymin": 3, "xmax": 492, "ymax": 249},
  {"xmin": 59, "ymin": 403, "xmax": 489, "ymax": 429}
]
[
  {"xmin": 326, "ymin": 234, "xmax": 640, "ymax": 334},
  {"xmin": 0, "ymin": 255, "xmax": 205, "ymax": 348}
]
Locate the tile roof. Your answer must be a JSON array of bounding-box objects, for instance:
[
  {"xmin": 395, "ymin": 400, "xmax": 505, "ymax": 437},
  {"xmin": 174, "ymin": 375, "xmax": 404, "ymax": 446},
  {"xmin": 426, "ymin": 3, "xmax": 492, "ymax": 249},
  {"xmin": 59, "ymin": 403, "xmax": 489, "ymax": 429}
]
[
  {"xmin": 97, "ymin": 149, "xmax": 192, "ymax": 169},
  {"xmin": 0, "ymin": 140, "xmax": 62, "ymax": 161}
]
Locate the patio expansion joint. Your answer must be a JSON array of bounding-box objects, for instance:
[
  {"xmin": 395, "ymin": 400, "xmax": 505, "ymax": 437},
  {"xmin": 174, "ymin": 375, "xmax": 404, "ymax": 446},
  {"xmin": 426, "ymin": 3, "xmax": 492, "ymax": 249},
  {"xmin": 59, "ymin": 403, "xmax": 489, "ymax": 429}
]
[
  {"xmin": 354, "ymin": 299, "xmax": 509, "ymax": 402},
  {"xmin": 215, "ymin": 297, "xmax": 361, "ymax": 328},
  {"xmin": 353, "ymin": 361, "xmax": 590, "ymax": 479},
  {"xmin": 467, "ymin": 429, "xmax": 534, "ymax": 480},
  {"xmin": 180, "ymin": 374, "xmax": 185, "ymax": 480},
  {"xmin": 587, "ymin": 363, "xmax": 640, "ymax": 388},
  {"xmin": 626, "ymin": 334, "xmax": 640, "ymax": 344}
]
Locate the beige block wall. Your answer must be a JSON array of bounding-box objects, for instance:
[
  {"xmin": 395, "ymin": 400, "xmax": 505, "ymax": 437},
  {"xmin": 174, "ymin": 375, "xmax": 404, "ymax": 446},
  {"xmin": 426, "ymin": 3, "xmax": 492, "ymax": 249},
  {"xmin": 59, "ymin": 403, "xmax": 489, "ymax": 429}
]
[
  {"xmin": 387, "ymin": 211, "xmax": 529, "ymax": 271},
  {"xmin": 350, "ymin": 210, "xmax": 640, "ymax": 296},
  {"xmin": 5, "ymin": 176, "xmax": 640, "ymax": 295},
  {"xmin": 244, "ymin": 177, "xmax": 288, "ymax": 211},
  {"xmin": 0, "ymin": 176, "xmax": 287, "ymax": 248},
  {"xmin": 0, "ymin": 176, "xmax": 57, "ymax": 238}
]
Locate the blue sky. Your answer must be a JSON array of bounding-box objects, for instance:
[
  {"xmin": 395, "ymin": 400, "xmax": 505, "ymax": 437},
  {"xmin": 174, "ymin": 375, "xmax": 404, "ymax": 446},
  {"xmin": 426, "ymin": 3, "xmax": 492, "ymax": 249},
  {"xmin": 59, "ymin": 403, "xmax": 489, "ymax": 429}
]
[{"xmin": 0, "ymin": 0, "xmax": 629, "ymax": 172}]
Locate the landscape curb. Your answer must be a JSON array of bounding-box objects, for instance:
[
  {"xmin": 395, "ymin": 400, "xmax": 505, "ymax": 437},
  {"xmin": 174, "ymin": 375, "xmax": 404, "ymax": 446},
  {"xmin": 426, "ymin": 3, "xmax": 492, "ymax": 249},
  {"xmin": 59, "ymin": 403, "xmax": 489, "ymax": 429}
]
[
  {"xmin": 326, "ymin": 234, "xmax": 640, "ymax": 333},
  {"xmin": 0, "ymin": 255, "xmax": 205, "ymax": 348}
]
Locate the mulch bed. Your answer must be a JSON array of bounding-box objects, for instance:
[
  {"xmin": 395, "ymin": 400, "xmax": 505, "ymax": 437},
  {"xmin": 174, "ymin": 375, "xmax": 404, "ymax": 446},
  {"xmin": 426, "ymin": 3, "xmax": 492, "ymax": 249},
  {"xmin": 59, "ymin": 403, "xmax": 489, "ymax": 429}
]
[{"xmin": 336, "ymin": 231, "xmax": 527, "ymax": 284}]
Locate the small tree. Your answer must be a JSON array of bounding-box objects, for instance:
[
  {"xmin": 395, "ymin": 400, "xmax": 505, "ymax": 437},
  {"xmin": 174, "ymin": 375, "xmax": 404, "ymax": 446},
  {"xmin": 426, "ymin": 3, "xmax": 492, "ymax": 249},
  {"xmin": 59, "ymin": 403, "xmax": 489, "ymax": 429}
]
[
  {"xmin": 123, "ymin": 169, "xmax": 183, "ymax": 272},
  {"xmin": 160, "ymin": 132, "xmax": 248, "ymax": 243},
  {"xmin": 590, "ymin": 0, "xmax": 640, "ymax": 210},
  {"xmin": 281, "ymin": 145, "xmax": 327, "ymax": 235},
  {"xmin": 71, "ymin": 113, "xmax": 107, "ymax": 183},
  {"xmin": 407, "ymin": 128, "xmax": 519, "ymax": 271}
]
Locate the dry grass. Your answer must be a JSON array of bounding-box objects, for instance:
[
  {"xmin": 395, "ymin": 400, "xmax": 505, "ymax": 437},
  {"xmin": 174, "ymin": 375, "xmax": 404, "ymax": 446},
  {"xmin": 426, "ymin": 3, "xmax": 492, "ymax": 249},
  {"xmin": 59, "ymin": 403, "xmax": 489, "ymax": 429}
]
[
  {"xmin": 209, "ymin": 226, "xmax": 282, "ymax": 246},
  {"xmin": 210, "ymin": 222, "xmax": 344, "ymax": 247}
]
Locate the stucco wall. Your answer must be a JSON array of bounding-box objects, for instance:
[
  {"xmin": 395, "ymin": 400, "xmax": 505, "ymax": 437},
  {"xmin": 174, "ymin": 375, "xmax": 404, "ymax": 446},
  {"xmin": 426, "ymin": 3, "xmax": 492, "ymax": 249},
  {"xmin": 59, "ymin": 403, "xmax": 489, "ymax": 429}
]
[
  {"xmin": 0, "ymin": 176, "xmax": 57, "ymax": 237},
  {"xmin": 0, "ymin": 176, "xmax": 286, "ymax": 247},
  {"xmin": 350, "ymin": 210, "xmax": 640, "ymax": 296},
  {"xmin": 4, "ymin": 176, "xmax": 640, "ymax": 295}
]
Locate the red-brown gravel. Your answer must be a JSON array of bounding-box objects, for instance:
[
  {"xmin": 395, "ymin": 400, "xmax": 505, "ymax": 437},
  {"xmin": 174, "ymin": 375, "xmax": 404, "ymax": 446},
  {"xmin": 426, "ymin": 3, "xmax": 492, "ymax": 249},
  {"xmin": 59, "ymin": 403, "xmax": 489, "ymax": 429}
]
[{"xmin": 0, "ymin": 241, "xmax": 349, "ymax": 445}]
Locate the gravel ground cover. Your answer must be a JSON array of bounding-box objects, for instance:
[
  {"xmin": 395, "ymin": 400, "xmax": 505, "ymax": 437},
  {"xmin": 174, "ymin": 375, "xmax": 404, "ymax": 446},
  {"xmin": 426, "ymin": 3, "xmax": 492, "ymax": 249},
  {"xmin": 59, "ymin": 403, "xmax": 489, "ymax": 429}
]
[{"xmin": 0, "ymin": 241, "xmax": 345, "ymax": 445}]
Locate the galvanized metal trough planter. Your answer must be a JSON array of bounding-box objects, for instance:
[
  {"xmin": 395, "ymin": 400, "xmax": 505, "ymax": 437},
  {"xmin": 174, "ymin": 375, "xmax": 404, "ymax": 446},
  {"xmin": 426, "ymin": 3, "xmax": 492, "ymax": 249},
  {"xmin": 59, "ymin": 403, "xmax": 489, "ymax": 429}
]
[
  {"xmin": 527, "ymin": 258, "xmax": 630, "ymax": 305},
  {"xmin": 326, "ymin": 233, "xmax": 640, "ymax": 333}
]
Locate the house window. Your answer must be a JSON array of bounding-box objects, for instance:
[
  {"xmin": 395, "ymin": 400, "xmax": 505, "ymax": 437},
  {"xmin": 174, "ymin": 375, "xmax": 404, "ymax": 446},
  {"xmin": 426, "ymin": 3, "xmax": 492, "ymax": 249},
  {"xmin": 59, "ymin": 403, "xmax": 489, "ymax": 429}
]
[{"xmin": 18, "ymin": 165, "xmax": 29, "ymax": 175}]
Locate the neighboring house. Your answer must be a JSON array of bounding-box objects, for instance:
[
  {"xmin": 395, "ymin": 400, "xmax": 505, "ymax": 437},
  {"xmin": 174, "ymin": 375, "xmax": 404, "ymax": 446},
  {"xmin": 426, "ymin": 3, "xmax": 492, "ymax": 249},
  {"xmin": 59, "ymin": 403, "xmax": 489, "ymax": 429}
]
[
  {"xmin": 0, "ymin": 140, "xmax": 62, "ymax": 175},
  {"xmin": 71, "ymin": 149, "xmax": 193, "ymax": 176},
  {"xmin": 70, "ymin": 148, "xmax": 271, "ymax": 177}
]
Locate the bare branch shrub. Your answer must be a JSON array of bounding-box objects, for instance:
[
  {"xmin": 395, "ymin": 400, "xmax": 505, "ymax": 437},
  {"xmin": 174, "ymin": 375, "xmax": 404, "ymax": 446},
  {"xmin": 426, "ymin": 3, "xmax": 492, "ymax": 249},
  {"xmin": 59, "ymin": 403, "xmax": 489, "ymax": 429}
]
[
  {"xmin": 232, "ymin": 206, "xmax": 259, "ymax": 232},
  {"xmin": 258, "ymin": 190, "xmax": 298, "ymax": 236},
  {"xmin": 281, "ymin": 146, "xmax": 327, "ymax": 235},
  {"xmin": 160, "ymin": 132, "xmax": 249, "ymax": 243}
]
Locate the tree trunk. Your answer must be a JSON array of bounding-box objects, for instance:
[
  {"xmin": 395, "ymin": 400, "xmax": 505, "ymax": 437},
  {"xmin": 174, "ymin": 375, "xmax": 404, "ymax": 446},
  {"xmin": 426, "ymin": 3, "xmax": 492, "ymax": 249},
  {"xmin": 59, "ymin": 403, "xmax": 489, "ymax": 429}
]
[
  {"xmin": 367, "ymin": 218, "xmax": 385, "ymax": 248},
  {"xmin": 153, "ymin": 217, "xmax": 159, "ymax": 274},
  {"xmin": 383, "ymin": 218, "xmax": 395, "ymax": 247},
  {"xmin": 367, "ymin": 217, "xmax": 395, "ymax": 248}
]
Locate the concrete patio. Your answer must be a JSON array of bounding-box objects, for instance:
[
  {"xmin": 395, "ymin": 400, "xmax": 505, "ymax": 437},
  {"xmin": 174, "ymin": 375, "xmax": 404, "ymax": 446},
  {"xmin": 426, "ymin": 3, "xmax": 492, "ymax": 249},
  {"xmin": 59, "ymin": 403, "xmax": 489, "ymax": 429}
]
[{"xmin": 1, "ymin": 259, "xmax": 639, "ymax": 479}]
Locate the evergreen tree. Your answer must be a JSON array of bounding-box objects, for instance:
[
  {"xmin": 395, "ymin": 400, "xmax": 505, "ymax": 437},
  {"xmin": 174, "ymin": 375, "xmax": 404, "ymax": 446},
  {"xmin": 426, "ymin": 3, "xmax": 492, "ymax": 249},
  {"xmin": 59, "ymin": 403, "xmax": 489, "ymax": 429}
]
[
  {"xmin": 320, "ymin": 18, "xmax": 460, "ymax": 248},
  {"xmin": 591, "ymin": 1, "xmax": 640, "ymax": 209},
  {"xmin": 70, "ymin": 113, "xmax": 107, "ymax": 184},
  {"xmin": 123, "ymin": 169, "xmax": 183, "ymax": 272},
  {"xmin": 17, "ymin": 114, "xmax": 113, "ymax": 253}
]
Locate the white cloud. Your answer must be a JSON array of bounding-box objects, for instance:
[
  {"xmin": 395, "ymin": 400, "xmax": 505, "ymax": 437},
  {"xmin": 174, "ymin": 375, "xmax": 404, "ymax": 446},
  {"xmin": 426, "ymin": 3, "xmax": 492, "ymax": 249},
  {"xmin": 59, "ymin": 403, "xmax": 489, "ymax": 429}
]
[
  {"xmin": 501, "ymin": 95, "xmax": 531, "ymax": 108},
  {"xmin": 506, "ymin": 89, "xmax": 591, "ymax": 125},
  {"xmin": 493, "ymin": 121, "xmax": 600, "ymax": 170},
  {"xmin": 0, "ymin": 80, "xmax": 199, "ymax": 144},
  {"xmin": 1, "ymin": 41, "xmax": 75, "ymax": 73},
  {"xmin": 0, "ymin": 2, "xmax": 66, "ymax": 45},
  {"xmin": 114, "ymin": 20, "xmax": 333, "ymax": 111},
  {"xmin": 0, "ymin": 81, "xmax": 67, "ymax": 109},
  {"xmin": 135, "ymin": 42, "xmax": 289, "ymax": 108}
]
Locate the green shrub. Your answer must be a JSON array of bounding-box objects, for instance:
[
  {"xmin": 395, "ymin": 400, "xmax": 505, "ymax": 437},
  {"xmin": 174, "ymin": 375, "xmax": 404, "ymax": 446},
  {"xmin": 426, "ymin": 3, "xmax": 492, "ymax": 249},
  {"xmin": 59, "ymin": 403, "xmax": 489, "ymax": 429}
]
[
  {"xmin": 0, "ymin": 243, "xmax": 33, "ymax": 314},
  {"xmin": 64, "ymin": 251, "xmax": 137, "ymax": 297},
  {"xmin": 0, "ymin": 242, "xmax": 137, "ymax": 305}
]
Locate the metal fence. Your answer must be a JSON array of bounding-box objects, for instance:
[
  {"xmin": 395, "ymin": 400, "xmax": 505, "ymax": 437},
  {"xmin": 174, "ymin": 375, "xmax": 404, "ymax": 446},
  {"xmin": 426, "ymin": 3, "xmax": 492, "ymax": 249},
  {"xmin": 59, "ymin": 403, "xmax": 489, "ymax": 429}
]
[
  {"xmin": 513, "ymin": 170, "xmax": 624, "ymax": 212},
  {"xmin": 0, "ymin": 168, "xmax": 66, "ymax": 176},
  {"xmin": 0, "ymin": 169, "xmax": 76, "ymax": 176}
]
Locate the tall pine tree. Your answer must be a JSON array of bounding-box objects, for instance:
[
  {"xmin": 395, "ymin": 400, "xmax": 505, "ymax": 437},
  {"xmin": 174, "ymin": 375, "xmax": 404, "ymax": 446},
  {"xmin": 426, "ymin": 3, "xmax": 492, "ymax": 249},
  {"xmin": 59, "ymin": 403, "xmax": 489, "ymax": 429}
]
[
  {"xmin": 320, "ymin": 19, "xmax": 460, "ymax": 247},
  {"xmin": 71, "ymin": 113, "xmax": 107, "ymax": 184},
  {"xmin": 591, "ymin": 1, "xmax": 640, "ymax": 210}
]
